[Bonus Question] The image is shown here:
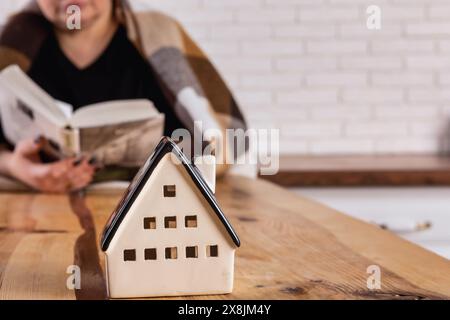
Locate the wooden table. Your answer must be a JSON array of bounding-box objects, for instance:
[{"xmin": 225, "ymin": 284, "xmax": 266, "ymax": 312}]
[
  {"xmin": 0, "ymin": 175, "xmax": 449, "ymax": 300},
  {"xmin": 261, "ymin": 155, "xmax": 450, "ymax": 186}
]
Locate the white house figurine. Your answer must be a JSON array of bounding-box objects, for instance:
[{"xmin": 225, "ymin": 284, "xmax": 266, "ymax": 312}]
[{"xmin": 100, "ymin": 137, "xmax": 241, "ymax": 298}]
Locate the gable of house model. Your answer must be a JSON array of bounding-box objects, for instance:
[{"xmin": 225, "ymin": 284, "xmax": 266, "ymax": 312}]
[{"xmin": 105, "ymin": 152, "xmax": 238, "ymax": 260}]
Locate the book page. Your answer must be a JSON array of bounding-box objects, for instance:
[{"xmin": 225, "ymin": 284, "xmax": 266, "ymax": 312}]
[
  {"xmin": 78, "ymin": 115, "xmax": 164, "ymax": 166},
  {"xmin": 70, "ymin": 99, "xmax": 160, "ymax": 128},
  {"xmin": 56, "ymin": 100, "xmax": 74, "ymax": 119},
  {"xmin": 0, "ymin": 65, "xmax": 68, "ymax": 127},
  {"xmin": 0, "ymin": 87, "xmax": 67, "ymax": 150}
]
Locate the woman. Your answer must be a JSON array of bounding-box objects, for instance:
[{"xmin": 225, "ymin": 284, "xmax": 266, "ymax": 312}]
[{"xmin": 0, "ymin": 0, "xmax": 247, "ymax": 193}]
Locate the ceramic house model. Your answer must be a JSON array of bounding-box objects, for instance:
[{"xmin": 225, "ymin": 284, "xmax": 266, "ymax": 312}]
[{"xmin": 100, "ymin": 137, "xmax": 241, "ymax": 298}]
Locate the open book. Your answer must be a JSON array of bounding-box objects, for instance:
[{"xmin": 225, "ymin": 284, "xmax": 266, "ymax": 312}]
[{"xmin": 0, "ymin": 65, "xmax": 165, "ymax": 167}]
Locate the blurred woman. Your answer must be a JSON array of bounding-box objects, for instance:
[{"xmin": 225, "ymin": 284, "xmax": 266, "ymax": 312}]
[{"xmin": 0, "ymin": 0, "xmax": 247, "ymax": 192}]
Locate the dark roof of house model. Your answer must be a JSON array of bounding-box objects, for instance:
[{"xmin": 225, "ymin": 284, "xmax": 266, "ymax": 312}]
[{"xmin": 100, "ymin": 136, "xmax": 241, "ymax": 251}]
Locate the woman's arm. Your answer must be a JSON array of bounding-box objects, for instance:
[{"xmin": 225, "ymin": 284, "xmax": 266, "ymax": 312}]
[{"xmin": 0, "ymin": 138, "xmax": 96, "ymax": 193}]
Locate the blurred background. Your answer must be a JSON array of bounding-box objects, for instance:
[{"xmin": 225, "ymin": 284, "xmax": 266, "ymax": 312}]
[
  {"xmin": 1, "ymin": 0, "xmax": 449, "ymax": 258},
  {"xmin": 2, "ymin": 0, "xmax": 450, "ymax": 155}
]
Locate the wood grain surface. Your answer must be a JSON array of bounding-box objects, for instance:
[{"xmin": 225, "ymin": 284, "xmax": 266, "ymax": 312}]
[
  {"xmin": 261, "ymin": 155, "xmax": 450, "ymax": 186},
  {"xmin": 0, "ymin": 176, "xmax": 449, "ymax": 300}
]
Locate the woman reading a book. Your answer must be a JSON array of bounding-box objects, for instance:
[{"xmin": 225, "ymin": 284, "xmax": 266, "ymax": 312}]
[{"xmin": 0, "ymin": 0, "xmax": 247, "ymax": 193}]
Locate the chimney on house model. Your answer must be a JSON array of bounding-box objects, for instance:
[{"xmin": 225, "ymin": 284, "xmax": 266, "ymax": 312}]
[{"xmin": 194, "ymin": 155, "xmax": 216, "ymax": 193}]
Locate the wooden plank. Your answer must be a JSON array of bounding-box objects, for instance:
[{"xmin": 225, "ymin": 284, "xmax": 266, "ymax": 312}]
[
  {"xmin": 227, "ymin": 177, "xmax": 450, "ymax": 299},
  {"xmin": 260, "ymin": 155, "xmax": 450, "ymax": 186},
  {"xmin": 0, "ymin": 176, "xmax": 449, "ymax": 299},
  {"xmin": 0, "ymin": 233, "xmax": 79, "ymax": 300},
  {"xmin": 0, "ymin": 193, "xmax": 82, "ymax": 300}
]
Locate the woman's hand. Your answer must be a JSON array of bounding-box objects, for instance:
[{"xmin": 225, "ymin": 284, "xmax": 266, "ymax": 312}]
[{"xmin": 4, "ymin": 138, "xmax": 97, "ymax": 193}]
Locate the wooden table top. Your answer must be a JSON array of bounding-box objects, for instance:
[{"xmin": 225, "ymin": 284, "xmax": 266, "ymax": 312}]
[
  {"xmin": 0, "ymin": 175, "xmax": 449, "ymax": 300},
  {"xmin": 261, "ymin": 154, "xmax": 450, "ymax": 186}
]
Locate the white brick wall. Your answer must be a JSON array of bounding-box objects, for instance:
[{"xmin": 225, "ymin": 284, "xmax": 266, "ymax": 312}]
[{"xmin": 3, "ymin": 0, "xmax": 450, "ymax": 156}]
